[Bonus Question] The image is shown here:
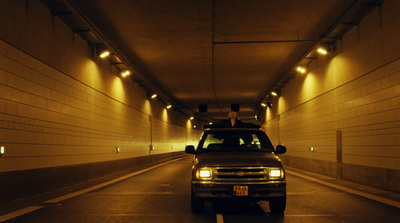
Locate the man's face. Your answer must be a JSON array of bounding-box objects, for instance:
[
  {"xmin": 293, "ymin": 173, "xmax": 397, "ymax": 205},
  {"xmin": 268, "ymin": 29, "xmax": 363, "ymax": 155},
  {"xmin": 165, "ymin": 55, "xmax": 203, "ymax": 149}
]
[{"xmin": 228, "ymin": 112, "xmax": 237, "ymax": 119}]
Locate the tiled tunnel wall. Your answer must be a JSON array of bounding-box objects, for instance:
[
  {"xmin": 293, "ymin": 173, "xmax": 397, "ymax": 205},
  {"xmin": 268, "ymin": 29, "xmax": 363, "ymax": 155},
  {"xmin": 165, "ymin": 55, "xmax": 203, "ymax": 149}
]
[
  {"xmin": 263, "ymin": 0, "xmax": 400, "ymax": 193},
  {"xmin": 0, "ymin": 0, "xmax": 201, "ymax": 203}
]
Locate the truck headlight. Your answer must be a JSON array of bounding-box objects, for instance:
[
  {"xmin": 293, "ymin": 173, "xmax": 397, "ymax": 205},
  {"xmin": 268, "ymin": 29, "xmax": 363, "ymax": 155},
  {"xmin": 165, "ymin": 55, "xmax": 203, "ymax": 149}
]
[
  {"xmin": 196, "ymin": 168, "xmax": 212, "ymax": 180},
  {"xmin": 269, "ymin": 168, "xmax": 284, "ymax": 179}
]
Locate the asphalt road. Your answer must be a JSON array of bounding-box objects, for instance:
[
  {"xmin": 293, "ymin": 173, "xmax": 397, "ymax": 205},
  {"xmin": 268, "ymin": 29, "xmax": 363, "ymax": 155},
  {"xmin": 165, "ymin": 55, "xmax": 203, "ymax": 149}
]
[{"xmin": 2, "ymin": 156, "xmax": 400, "ymax": 223}]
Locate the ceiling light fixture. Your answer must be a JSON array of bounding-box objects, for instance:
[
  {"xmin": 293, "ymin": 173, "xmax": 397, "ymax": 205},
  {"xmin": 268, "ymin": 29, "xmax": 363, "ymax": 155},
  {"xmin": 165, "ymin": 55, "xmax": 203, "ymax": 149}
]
[
  {"xmin": 271, "ymin": 91, "xmax": 278, "ymax": 96},
  {"xmin": 120, "ymin": 70, "xmax": 131, "ymax": 77},
  {"xmin": 261, "ymin": 103, "xmax": 267, "ymax": 107},
  {"xmin": 98, "ymin": 50, "xmax": 110, "ymax": 58},
  {"xmin": 189, "ymin": 117, "xmax": 194, "ymax": 120},
  {"xmin": 151, "ymin": 94, "xmax": 157, "ymax": 99},
  {"xmin": 296, "ymin": 66, "xmax": 307, "ymax": 74},
  {"xmin": 166, "ymin": 105, "xmax": 172, "ymax": 109},
  {"xmin": 317, "ymin": 47, "xmax": 328, "ymax": 55}
]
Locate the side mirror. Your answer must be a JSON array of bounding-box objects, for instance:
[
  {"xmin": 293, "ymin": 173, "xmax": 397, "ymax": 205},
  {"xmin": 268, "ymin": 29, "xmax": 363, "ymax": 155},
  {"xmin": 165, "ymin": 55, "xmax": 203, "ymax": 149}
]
[
  {"xmin": 275, "ymin": 145, "xmax": 286, "ymax": 155},
  {"xmin": 185, "ymin": 145, "xmax": 196, "ymax": 154}
]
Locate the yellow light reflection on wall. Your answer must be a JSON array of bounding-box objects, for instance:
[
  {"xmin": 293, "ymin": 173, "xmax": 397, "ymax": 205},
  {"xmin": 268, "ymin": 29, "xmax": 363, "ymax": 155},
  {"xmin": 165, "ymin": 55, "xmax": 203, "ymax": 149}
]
[
  {"xmin": 111, "ymin": 76, "xmax": 126, "ymax": 103},
  {"xmin": 186, "ymin": 119, "xmax": 193, "ymax": 145},
  {"xmin": 325, "ymin": 55, "xmax": 354, "ymax": 90},
  {"xmin": 83, "ymin": 60, "xmax": 102, "ymax": 87},
  {"xmin": 301, "ymin": 72, "xmax": 317, "ymax": 101},
  {"xmin": 266, "ymin": 107, "xmax": 272, "ymax": 121},
  {"xmin": 277, "ymin": 96, "xmax": 287, "ymax": 114},
  {"xmin": 142, "ymin": 99, "xmax": 152, "ymax": 115},
  {"xmin": 186, "ymin": 119, "xmax": 192, "ymax": 129},
  {"xmin": 162, "ymin": 108, "xmax": 169, "ymax": 122}
]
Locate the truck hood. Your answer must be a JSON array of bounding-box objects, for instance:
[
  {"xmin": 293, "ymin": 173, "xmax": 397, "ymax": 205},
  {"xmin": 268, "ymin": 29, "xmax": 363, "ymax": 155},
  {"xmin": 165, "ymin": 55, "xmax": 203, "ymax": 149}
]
[{"xmin": 196, "ymin": 152, "xmax": 284, "ymax": 167}]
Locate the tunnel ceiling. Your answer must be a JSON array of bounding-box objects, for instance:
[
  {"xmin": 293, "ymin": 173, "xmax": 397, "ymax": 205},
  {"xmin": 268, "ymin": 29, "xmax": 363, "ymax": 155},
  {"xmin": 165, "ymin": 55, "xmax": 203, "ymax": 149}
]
[{"xmin": 42, "ymin": 0, "xmax": 381, "ymax": 123}]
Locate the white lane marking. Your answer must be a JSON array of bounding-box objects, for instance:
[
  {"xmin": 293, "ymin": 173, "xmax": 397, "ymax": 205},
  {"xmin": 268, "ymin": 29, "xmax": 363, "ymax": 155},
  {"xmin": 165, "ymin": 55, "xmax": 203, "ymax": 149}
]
[
  {"xmin": 44, "ymin": 157, "xmax": 185, "ymax": 204},
  {"xmin": 216, "ymin": 213, "xmax": 224, "ymax": 223},
  {"xmin": 0, "ymin": 157, "xmax": 186, "ymax": 221},
  {"xmin": 0, "ymin": 206, "xmax": 42, "ymax": 222},
  {"xmin": 286, "ymin": 170, "xmax": 400, "ymax": 209}
]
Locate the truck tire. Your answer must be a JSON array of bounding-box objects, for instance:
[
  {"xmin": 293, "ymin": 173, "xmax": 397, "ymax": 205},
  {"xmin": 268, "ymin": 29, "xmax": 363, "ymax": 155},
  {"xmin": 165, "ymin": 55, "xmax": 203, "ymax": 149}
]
[
  {"xmin": 269, "ymin": 194, "xmax": 286, "ymax": 214},
  {"xmin": 191, "ymin": 188, "xmax": 205, "ymax": 214}
]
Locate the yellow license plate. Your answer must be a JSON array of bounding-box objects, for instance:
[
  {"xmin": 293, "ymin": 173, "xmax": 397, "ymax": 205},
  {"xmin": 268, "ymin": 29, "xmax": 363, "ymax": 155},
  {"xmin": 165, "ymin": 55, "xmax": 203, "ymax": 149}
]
[{"xmin": 233, "ymin": 186, "xmax": 248, "ymax": 196}]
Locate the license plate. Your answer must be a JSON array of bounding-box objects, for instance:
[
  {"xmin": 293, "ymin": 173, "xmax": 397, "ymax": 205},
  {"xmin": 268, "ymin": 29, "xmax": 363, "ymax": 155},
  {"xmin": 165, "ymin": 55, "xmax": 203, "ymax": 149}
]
[{"xmin": 233, "ymin": 186, "xmax": 248, "ymax": 196}]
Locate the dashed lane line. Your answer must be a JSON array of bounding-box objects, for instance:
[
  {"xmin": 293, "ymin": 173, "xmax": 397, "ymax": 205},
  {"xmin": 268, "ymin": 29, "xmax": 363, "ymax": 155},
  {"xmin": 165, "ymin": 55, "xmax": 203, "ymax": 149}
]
[
  {"xmin": 0, "ymin": 206, "xmax": 42, "ymax": 222},
  {"xmin": 216, "ymin": 213, "xmax": 224, "ymax": 223}
]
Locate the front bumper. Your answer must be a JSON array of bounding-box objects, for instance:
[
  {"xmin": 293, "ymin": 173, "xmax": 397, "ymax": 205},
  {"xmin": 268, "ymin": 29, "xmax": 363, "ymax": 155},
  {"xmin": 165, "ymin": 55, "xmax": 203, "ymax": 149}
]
[{"xmin": 192, "ymin": 180, "xmax": 286, "ymax": 200}]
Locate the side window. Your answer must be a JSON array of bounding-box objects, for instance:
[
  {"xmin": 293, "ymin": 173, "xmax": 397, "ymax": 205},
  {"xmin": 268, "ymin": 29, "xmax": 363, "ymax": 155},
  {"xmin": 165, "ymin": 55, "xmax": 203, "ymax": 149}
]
[{"xmin": 252, "ymin": 134, "xmax": 261, "ymax": 149}]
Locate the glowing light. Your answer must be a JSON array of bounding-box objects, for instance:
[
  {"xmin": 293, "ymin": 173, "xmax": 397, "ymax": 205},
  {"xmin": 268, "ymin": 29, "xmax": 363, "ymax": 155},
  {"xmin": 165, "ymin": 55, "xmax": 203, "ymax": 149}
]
[
  {"xmin": 99, "ymin": 50, "xmax": 110, "ymax": 58},
  {"xmin": 143, "ymin": 100, "xmax": 151, "ymax": 115},
  {"xmin": 111, "ymin": 75, "xmax": 126, "ymax": 103},
  {"xmin": 302, "ymin": 72, "xmax": 317, "ymax": 101},
  {"xmin": 121, "ymin": 70, "xmax": 131, "ymax": 77},
  {"xmin": 261, "ymin": 103, "xmax": 267, "ymax": 107},
  {"xmin": 317, "ymin": 47, "xmax": 328, "ymax": 55},
  {"xmin": 0, "ymin": 146, "xmax": 4, "ymax": 154},
  {"xmin": 197, "ymin": 169, "xmax": 212, "ymax": 179},
  {"xmin": 269, "ymin": 169, "xmax": 282, "ymax": 178},
  {"xmin": 162, "ymin": 108, "xmax": 168, "ymax": 122},
  {"xmin": 271, "ymin": 91, "xmax": 278, "ymax": 96},
  {"xmin": 166, "ymin": 105, "xmax": 172, "ymax": 109},
  {"xmin": 297, "ymin": 66, "xmax": 307, "ymax": 74},
  {"xmin": 189, "ymin": 117, "xmax": 194, "ymax": 120},
  {"xmin": 151, "ymin": 94, "xmax": 157, "ymax": 99}
]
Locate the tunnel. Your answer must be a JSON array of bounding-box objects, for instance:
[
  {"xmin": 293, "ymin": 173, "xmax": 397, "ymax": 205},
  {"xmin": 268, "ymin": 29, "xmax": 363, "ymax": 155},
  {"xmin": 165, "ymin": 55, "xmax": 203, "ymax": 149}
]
[{"xmin": 0, "ymin": 0, "xmax": 399, "ymax": 222}]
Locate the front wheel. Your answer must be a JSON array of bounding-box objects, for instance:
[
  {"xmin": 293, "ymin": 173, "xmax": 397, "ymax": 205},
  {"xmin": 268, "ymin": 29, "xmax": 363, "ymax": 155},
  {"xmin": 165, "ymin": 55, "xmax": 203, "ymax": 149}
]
[
  {"xmin": 191, "ymin": 188, "xmax": 205, "ymax": 213},
  {"xmin": 269, "ymin": 194, "xmax": 286, "ymax": 214}
]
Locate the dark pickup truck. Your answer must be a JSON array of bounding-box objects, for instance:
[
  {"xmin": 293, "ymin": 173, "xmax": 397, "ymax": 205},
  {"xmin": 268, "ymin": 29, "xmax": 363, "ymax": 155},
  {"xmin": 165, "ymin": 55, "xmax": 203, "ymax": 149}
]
[{"xmin": 185, "ymin": 128, "xmax": 287, "ymax": 213}]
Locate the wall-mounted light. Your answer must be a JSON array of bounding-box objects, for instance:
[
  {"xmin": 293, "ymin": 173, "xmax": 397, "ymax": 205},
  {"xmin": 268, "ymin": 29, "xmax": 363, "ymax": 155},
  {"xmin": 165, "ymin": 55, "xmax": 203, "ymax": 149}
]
[
  {"xmin": 209, "ymin": 122, "xmax": 213, "ymax": 125},
  {"xmin": 0, "ymin": 145, "xmax": 4, "ymax": 157},
  {"xmin": 116, "ymin": 147, "xmax": 120, "ymax": 153},
  {"xmin": 98, "ymin": 50, "xmax": 110, "ymax": 58},
  {"xmin": 120, "ymin": 70, "xmax": 131, "ymax": 77},
  {"xmin": 317, "ymin": 47, "xmax": 328, "ymax": 55},
  {"xmin": 317, "ymin": 43, "xmax": 332, "ymax": 55},
  {"xmin": 296, "ymin": 66, "xmax": 307, "ymax": 74}
]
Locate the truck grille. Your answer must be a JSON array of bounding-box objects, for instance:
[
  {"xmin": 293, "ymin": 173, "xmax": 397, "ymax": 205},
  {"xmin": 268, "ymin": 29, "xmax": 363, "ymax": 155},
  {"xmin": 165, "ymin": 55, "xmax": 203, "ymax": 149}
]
[{"xmin": 214, "ymin": 167, "xmax": 266, "ymax": 180}]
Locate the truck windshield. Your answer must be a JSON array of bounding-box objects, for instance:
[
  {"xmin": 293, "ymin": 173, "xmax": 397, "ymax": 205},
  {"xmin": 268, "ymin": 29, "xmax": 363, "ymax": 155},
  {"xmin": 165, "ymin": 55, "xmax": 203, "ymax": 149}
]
[{"xmin": 198, "ymin": 131, "xmax": 275, "ymax": 153}]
